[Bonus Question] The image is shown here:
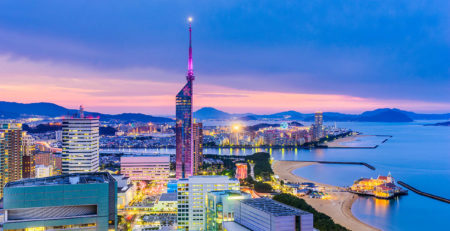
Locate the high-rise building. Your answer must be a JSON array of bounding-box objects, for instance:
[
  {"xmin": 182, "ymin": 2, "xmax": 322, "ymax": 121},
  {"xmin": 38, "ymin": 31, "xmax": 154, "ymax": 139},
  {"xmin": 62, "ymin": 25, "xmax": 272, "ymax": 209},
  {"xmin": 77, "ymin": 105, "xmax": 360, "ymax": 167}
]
[
  {"xmin": 176, "ymin": 20, "xmax": 196, "ymax": 179},
  {"xmin": 21, "ymin": 132, "xmax": 35, "ymax": 178},
  {"xmin": 177, "ymin": 176, "xmax": 240, "ymax": 231},
  {"xmin": 206, "ymin": 190, "xmax": 251, "ymax": 231},
  {"xmin": 62, "ymin": 106, "xmax": 99, "ymax": 174},
  {"xmin": 0, "ymin": 122, "xmax": 23, "ymax": 198},
  {"xmin": 311, "ymin": 111, "xmax": 324, "ymax": 141},
  {"xmin": 234, "ymin": 198, "xmax": 314, "ymax": 231},
  {"xmin": 120, "ymin": 155, "xmax": 170, "ymax": 181},
  {"xmin": 193, "ymin": 122, "xmax": 203, "ymax": 175},
  {"xmin": 2, "ymin": 172, "xmax": 117, "ymax": 230}
]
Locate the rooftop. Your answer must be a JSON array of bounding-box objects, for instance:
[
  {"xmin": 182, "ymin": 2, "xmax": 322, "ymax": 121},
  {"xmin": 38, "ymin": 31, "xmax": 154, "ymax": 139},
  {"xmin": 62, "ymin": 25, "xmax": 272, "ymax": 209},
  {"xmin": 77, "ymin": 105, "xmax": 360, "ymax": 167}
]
[
  {"xmin": 241, "ymin": 198, "xmax": 311, "ymax": 217},
  {"xmin": 178, "ymin": 175, "xmax": 239, "ymax": 183},
  {"xmin": 159, "ymin": 193, "xmax": 177, "ymax": 202},
  {"xmin": 5, "ymin": 172, "xmax": 115, "ymax": 188}
]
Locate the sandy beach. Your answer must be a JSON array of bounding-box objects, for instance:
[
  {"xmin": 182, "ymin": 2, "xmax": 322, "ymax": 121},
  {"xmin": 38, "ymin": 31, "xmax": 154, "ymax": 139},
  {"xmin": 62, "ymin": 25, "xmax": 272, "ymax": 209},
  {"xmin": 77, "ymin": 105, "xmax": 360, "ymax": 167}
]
[
  {"xmin": 273, "ymin": 161, "xmax": 380, "ymax": 231},
  {"xmin": 325, "ymin": 134, "xmax": 372, "ymax": 148}
]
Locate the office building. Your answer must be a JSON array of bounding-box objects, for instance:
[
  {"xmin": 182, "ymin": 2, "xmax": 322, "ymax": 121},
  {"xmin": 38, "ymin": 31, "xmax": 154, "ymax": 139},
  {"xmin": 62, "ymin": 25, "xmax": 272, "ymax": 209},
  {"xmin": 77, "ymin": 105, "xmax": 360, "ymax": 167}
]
[
  {"xmin": 112, "ymin": 174, "xmax": 135, "ymax": 209},
  {"xmin": 235, "ymin": 163, "xmax": 248, "ymax": 180},
  {"xmin": 35, "ymin": 165, "xmax": 53, "ymax": 178},
  {"xmin": 2, "ymin": 172, "xmax": 117, "ymax": 230},
  {"xmin": 234, "ymin": 198, "xmax": 313, "ymax": 231},
  {"xmin": 206, "ymin": 190, "xmax": 251, "ymax": 231},
  {"xmin": 176, "ymin": 21, "xmax": 195, "ymax": 179},
  {"xmin": 62, "ymin": 106, "xmax": 100, "ymax": 174},
  {"xmin": 21, "ymin": 132, "xmax": 35, "ymax": 178},
  {"xmin": 177, "ymin": 176, "xmax": 240, "ymax": 231},
  {"xmin": 193, "ymin": 122, "xmax": 203, "ymax": 175},
  {"xmin": 0, "ymin": 123, "xmax": 23, "ymax": 198},
  {"xmin": 120, "ymin": 155, "xmax": 170, "ymax": 181}
]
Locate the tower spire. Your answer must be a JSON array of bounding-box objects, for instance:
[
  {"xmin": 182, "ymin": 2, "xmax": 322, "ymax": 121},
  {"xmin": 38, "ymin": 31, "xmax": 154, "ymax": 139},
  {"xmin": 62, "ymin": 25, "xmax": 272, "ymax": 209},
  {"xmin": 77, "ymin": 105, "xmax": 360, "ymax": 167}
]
[{"xmin": 187, "ymin": 17, "xmax": 194, "ymax": 80}]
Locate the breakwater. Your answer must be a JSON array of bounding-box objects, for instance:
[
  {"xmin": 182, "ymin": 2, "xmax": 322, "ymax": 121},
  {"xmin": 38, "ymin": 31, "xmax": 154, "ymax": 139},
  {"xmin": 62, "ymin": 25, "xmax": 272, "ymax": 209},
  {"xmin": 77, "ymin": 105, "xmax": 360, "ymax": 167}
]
[{"xmin": 397, "ymin": 181, "xmax": 450, "ymax": 204}]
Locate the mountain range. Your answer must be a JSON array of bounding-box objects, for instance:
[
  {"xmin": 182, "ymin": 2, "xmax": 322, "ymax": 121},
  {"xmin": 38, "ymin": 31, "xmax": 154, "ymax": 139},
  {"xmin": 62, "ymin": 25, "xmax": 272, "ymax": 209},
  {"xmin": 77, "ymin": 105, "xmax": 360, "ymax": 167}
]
[
  {"xmin": 0, "ymin": 101, "xmax": 448, "ymax": 123},
  {"xmin": 0, "ymin": 101, "xmax": 173, "ymax": 123},
  {"xmin": 194, "ymin": 107, "xmax": 450, "ymax": 122}
]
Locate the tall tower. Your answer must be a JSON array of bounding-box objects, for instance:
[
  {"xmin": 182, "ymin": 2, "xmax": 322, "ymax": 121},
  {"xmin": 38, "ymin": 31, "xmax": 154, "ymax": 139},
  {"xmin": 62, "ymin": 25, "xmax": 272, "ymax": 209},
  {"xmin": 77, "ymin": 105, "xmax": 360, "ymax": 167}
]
[
  {"xmin": 0, "ymin": 122, "xmax": 23, "ymax": 198},
  {"xmin": 61, "ymin": 106, "xmax": 99, "ymax": 174},
  {"xmin": 176, "ymin": 18, "xmax": 195, "ymax": 179}
]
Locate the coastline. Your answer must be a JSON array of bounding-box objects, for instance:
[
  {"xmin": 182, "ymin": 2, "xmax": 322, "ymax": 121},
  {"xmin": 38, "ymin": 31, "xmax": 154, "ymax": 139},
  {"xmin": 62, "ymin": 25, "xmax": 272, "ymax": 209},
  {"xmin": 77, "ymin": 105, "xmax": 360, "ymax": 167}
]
[{"xmin": 273, "ymin": 160, "xmax": 380, "ymax": 231}]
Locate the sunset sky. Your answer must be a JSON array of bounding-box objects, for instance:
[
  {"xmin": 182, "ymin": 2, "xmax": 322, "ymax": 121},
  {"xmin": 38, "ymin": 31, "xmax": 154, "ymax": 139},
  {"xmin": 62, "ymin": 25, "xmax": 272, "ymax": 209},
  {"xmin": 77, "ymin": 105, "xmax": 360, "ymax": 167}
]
[{"xmin": 0, "ymin": 0, "xmax": 448, "ymax": 115}]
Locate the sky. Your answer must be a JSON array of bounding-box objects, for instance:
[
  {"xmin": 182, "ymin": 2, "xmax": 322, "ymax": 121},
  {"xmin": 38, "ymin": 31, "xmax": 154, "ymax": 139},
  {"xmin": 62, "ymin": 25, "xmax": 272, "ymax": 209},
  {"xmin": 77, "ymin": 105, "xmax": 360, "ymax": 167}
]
[{"xmin": 0, "ymin": 0, "xmax": 449, "ymax": 115}]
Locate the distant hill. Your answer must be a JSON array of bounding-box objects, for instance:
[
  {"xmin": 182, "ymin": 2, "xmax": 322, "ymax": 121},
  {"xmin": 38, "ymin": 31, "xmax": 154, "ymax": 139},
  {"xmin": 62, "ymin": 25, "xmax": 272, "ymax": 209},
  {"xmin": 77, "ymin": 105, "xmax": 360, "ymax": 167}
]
[
  {"xmin": 0, "ymin": 101, "xmax": 173, "ymax": 123},
  {"xmin": 193, "ymin": 107, "xmax": 449, "ymax": 122},
  {"xmin": 194, "ymin": 107, "xmax": 231, "ymax": 120},
  {"xmin": 357, "ymin": 108, "xmax": 413, "ymax": 122},
  {"xmin": 424, "ymin": 121, "xmax": 450, "ymax": 126}
]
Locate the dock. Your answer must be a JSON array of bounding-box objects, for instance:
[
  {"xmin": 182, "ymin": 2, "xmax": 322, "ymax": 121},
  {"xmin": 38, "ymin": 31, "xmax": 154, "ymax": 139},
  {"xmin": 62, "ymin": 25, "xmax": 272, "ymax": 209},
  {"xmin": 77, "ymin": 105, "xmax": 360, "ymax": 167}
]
[{"xmin": 398, "ymin": 181, "xmax": 450, "ymax": 204}]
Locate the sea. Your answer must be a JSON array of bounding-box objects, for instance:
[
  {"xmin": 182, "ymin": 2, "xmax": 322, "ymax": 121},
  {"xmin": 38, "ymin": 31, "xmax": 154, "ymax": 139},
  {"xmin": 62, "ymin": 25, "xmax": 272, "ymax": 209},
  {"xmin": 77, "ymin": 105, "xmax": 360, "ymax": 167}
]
[{"xmin": 101, "ymin": 121, "xmax": 450, "ymax": 231}]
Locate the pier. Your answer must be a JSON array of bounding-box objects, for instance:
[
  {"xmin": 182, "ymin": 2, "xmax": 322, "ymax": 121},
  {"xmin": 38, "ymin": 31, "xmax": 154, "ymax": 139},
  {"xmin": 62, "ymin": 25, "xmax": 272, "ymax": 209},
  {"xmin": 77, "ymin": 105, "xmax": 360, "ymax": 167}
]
[{"xmin": 398, "ymin": 181, "xmax": 450, "ymax": 204}]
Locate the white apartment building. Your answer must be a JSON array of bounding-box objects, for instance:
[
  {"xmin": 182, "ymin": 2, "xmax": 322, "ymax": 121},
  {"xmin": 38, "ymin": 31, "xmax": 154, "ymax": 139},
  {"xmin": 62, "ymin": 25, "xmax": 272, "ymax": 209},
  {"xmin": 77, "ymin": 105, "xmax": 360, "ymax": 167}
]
[
  {"xmin": 61, "ymin": 113, "xmax": 99, "ymax": 174},
  {"xmin": 120, "ymin": 155, "xmax": 170, "ymax": 181},
  {"xmin": 177, "ymin": 176, "xmax": 240, "ymax": 231},
  {"xmin": 35, "ymin": 165, "xmax": 53, "ymax": 178}
]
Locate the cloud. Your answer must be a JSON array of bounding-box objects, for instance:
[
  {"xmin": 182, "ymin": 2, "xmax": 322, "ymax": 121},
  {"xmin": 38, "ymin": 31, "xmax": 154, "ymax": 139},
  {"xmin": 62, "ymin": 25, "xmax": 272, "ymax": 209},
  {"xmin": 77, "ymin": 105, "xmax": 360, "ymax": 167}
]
[{"xmin": 0, "ymin": 55, "xmax": 448, "ymax": 115}]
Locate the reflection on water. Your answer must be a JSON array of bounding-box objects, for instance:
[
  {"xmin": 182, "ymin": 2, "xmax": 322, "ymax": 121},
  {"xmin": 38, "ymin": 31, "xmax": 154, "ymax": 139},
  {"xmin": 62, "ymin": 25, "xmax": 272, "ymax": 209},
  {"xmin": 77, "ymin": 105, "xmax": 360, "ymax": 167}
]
[{"xmin": 374, "ymin": 198, "xmax": 389, "ymax": 217}]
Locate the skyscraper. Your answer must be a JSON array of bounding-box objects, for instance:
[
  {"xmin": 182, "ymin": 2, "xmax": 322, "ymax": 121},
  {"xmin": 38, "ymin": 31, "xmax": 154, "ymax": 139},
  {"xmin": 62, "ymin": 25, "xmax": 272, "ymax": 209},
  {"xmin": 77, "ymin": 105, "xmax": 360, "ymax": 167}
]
[
  {"xmin": 312, "ymin": 111, "xmax": 324, "ymax": 141},
  {"xmin": 176, "ymin": 19, "xmax": 195, "ymax": 179},
  {"xmin": 62, "ymin": 106, "xmax": 100, "ymax": 174},
  {"xmin": 0, "ymin": 122, "xmax": 23, "ymax": 198},
  {"xmin": 193, "ymin": 122, "xmax": 203, "ymax": 175}
]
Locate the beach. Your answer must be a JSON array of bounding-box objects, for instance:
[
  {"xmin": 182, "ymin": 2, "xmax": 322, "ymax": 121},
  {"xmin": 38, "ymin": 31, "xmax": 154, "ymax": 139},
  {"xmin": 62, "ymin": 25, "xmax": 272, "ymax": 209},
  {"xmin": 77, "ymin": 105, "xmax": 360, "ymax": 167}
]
[{"xmin": 273, "ymin": 161, "xmax": 380, "ymax": 231}]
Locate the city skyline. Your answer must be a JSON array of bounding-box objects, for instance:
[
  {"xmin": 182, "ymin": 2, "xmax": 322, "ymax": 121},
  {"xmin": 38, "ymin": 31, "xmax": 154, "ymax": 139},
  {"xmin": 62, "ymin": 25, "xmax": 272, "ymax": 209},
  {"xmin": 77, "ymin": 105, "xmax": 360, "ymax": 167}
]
[{"xmin": 0, "ymin": 1, "xmax": 449, "ymax": 114}]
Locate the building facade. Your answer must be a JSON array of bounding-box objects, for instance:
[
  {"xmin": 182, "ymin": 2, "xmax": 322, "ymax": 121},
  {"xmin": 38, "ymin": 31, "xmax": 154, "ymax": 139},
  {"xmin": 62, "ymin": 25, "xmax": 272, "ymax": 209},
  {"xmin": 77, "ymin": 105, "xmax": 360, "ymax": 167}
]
[
  {"xmin": 62, "ymin": 106, "xmax": 100, "ymax": 174},
  {"xmin": 120, "ymin": 155, "xmax": 170, "ymax": 181},
  {"xmin": 193, "ymin": 122, "xmax": 203, "ymax": 175},
  {"xmin": 2, "ymin": 172, "xmax": 117, "ymax": 230},
  {"xmin": 234, "ymin": 198, "xmax": 314, "ymax": 231},
  {"xmin": 0, "ymin": 123, "xmax": 23, "ymax": 198},
  {"xmin": 176, "ymin": 22, "xmax": 195, "ymax": 179},
  {"xmin": 177, "ymin": 176, "xmax": 240, "ymax": 231},
  {"xmin": 206, "ymin": 190, "xmax": 251, "ymax": 231},
  {"xmin": 21, "ymin": 132, "xmax": 35, "ymax": 178}
]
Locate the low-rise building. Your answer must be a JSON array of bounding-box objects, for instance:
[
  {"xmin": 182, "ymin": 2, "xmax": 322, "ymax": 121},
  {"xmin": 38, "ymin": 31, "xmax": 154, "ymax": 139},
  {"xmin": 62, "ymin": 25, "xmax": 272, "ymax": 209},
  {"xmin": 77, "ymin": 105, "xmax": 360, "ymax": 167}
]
[
  {"xmin": 2, "ymin": 172, "xmax": 117, "ymax": 230},
  {"xmin": 112, "ymin": 174, "xmax": 135, "ymax": 209},
  {"xmin": 35, "ymin": 164, "xmax": 53, "ymax": 178},
  {"xmin": 206, "ymin": 190, "xmax": 251, "ymax": 231},
  {"xmin": 177, "ymin": 176, "xmax": 240, "ymax": 231},
  {"xmin": 154, "ymin": 193, "xmax": 177, "ymax": 212},
  {"xmin": 234, "ymin": 198, "xmax": 313, "ymax": 231},
  {"xmin": 120, "ymin": 155, "xmax": 170, "ymax": 181}
]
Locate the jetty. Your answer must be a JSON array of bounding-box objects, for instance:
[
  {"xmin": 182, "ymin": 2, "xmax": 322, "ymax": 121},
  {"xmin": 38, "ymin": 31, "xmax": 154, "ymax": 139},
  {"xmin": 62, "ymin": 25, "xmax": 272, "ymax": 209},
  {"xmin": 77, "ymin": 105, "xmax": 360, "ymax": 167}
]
[{"xmin": 398, "ymin": 181, "xmax": 450, "ymax": 204}]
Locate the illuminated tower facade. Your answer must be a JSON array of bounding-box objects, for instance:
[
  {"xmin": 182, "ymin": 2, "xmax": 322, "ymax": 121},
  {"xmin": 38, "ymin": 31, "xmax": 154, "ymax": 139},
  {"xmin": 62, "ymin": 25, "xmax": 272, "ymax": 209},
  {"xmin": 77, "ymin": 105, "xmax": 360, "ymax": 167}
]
[
  {"xmin": 62, "ymin": 106, "xmax": 99, "ymax": 174},
  {"xmin": 193, "ymin": 122, "xmax": 203, "ymax": 175},
  {"xmin": 176, "ymin": 19, "xmax": 195, "ymax": 179},
  {"xmin": 0, "ymin": 122, "xmax": 23, "ymax": 198}
]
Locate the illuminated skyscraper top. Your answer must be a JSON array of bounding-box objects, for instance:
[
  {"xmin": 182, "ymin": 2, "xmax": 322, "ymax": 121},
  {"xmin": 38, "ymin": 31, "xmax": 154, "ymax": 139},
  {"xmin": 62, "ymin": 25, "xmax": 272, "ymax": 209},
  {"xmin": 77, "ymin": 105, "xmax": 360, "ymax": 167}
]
[{"xmin": 187, "ymin": 17, "xmax": 194, "ymax": 80}]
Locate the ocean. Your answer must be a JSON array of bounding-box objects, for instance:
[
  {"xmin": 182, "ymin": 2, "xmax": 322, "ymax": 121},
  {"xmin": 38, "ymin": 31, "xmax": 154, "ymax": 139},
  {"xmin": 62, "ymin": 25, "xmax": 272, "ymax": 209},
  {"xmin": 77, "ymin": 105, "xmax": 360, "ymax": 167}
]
[{"xmin": 101, "ymin": 121, "xmax": 450, "ymax": 230}]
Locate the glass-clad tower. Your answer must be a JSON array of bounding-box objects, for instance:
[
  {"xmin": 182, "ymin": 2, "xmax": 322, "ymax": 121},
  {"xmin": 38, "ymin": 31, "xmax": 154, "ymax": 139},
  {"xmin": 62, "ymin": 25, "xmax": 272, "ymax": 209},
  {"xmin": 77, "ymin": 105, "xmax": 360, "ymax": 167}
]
[{"xmin": 176, "ymin": 21, "xmax": 195, "ymax": 179}]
